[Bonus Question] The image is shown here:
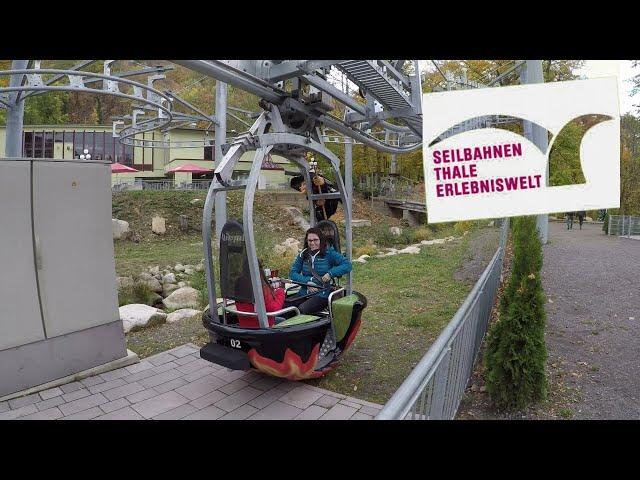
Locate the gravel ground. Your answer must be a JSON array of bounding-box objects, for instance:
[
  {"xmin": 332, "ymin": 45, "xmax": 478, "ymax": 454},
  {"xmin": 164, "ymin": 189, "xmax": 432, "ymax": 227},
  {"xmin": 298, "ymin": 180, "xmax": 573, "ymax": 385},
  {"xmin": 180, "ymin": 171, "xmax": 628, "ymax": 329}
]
[{"xmin": 541, "ymin": 221, "xmax": 640, "ymax": 419}]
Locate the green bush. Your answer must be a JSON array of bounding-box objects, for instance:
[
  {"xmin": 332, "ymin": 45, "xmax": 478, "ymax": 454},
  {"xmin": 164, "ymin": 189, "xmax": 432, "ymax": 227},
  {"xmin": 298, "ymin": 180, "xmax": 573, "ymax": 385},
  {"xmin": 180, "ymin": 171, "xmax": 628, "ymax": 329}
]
[
  {"xmin": 118, "ymin": 282, "xmax": 161, "ymax": 307},
  {"xmin": 453, "ymin": 221, "xmax": 474, "ymax": 236},
  {"xmin": 411, "ymin": 227, "xmax": 434, "ymax": 243},
  {"xmin": 484, "ymin": 216, "xmax": 547, "ymax": 410}
]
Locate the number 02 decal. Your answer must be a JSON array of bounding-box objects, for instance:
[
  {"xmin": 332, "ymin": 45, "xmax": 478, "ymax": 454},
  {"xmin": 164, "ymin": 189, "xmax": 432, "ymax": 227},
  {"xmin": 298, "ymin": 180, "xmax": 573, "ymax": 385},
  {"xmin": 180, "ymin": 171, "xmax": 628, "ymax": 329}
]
[{"xmin": 230, "ymin": 339, "xmax": 241, "ymax": 349}]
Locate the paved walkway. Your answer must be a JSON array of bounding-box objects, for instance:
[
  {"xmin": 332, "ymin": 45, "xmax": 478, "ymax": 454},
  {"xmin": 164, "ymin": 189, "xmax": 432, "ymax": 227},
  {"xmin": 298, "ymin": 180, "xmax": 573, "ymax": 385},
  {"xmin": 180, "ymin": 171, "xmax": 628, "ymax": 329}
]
[
  {"xmin": 0, "ymin": 344, "xmax": 382, "ymax": 420},
  {"xmin": 543, "ymin": 222, "xmax": 640, "ymax": 419}
]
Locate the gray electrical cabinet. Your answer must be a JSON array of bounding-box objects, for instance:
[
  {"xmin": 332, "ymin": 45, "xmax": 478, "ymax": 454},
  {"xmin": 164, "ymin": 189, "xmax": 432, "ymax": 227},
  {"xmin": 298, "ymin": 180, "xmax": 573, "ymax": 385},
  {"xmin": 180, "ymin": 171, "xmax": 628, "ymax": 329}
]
[{"xmin": 0, "ymin": 158, "xmax": 128, "ymax": 398}]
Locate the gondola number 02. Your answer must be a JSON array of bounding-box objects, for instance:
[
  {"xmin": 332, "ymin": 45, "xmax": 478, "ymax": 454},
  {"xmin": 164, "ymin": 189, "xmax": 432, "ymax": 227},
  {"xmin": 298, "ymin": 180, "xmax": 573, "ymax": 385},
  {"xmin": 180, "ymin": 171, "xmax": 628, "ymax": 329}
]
[{"xmin": 230, "ymin": 339, "xmax": 241, "ymax": 349}]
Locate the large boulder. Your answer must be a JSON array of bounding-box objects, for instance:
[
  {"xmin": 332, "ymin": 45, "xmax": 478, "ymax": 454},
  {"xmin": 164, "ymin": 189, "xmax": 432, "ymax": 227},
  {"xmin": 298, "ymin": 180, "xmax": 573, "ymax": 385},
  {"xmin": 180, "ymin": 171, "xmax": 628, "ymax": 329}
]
[
  {"xmin": 390, "ymin": 226, "xmax": 402, "ymax": 236},
  {"xmin": 167, "ymin": 309, "xmax": 202, "ymax": 324},
  {"xmin": 162, "ymin": 283, "xmax": 180, "ymax": 298},
  {"xmin": 398, "ymin": 245, "xmax": 421, "ymax": 255},
  {"xmin": 163, "ymin": 287, "xmax": 201, "ymax": 310},
  {"xmin": 116, "ymin": 276, "xmax": 134, "ymax": 290},
  {"xmin": 152, "ymin": 216, "xmax": 166, "ymax": 235},
  {"xmin": 119, "ymin": 304, "xmax": 167, "ymax": 333},
  {"xmin": 274, "ymin": 237, "xmax": 301, "ymax": 256},
  {"xmin": 112, "ymin": 219, "xmax": 130, "ymax": 240}
]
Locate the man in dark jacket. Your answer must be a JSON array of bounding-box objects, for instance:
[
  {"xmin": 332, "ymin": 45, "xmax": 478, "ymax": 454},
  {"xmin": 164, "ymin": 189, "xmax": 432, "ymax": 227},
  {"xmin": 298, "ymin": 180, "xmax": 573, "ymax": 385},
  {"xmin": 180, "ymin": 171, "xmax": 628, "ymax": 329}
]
[{"xmin": 290, "ymin": 173, "xmax": 341, "ymax": 222}]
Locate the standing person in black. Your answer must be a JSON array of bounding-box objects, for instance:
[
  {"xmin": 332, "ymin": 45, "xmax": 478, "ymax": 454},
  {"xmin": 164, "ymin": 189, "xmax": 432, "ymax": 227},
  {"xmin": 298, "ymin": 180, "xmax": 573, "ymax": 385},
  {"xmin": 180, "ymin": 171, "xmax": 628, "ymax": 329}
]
[
  {"xmin": 290, "ymin": 173, "xmax": 341, "ymax": 222},
  {"xmin": 566, "ymin": 212, "xmax": 574, "ymax": 230},
  {"xmin": 577, "ymin": 211, "xmax": 586, "ymax": 229}
]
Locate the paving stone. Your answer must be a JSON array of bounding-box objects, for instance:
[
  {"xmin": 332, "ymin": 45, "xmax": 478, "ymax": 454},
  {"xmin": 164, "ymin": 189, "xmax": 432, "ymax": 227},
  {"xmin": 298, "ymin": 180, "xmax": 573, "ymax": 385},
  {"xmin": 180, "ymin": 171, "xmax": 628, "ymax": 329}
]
[
  {"xmin": 153, "ymin": 378, "xmax": 188, "ymax": 394},
  {"xmin": 22, "ymin": 407, "xmax": 63, "ymax": 420},
  {"xmin": 219, "ymin": 379, "xmax": 249, "ymax": 395},
  {"xmin": 176, "ymin": 359, "xmax": 210, "ymax": 374},
  {"xmin": 100, "ymin": 398, "xmax": 131, "ymax": 414},
  {"xmin": 319, "ymin": 403, "xmax": 358, "ymax": 420},
  {"xmin": 248, "ymin": 401, "xmax": 302, "ymax": 420},
  {"xmin": 124, "ymin": 367, "xmax": 162, "ymax": 383},
  {"xmin": 219, "ymin": 404, "xmax": 258, "ymax": 420},
  {"xmin": 183, "ymin": 405, "xmax": 226, "ymax": 420},
  {"xmin": 60, "ymin": 381, "xmax": 84, "ymax": 393},
  {"xmin": 59, "ymin": 393, "xmax": 109, "ymax": 416},
  {"xmin": 278, "ymin": 386, "xmax": 324, "ymax": 410},
  {"xmin": 8, "ymin": 393, "xmax": 41, "ymax": 410},
  {"xmin": 61, "ymin": 407, "xmax": 104, "ymax": 420},
  {"xmin": 153, "ymin": 404, "xmax": 198, "ymax": 420},
  {"xmin": 189, "ymin": 390, "xmax": 228, "ymax": 410},
  {"xmin": 0, "ymin": 401, "xmax": 9, "ymax": 414},
  {"xmin": 103, "ymin": 382, "xmax": 145, "ymax": 401},
  {"xmin": 211, "ymin": 368, "xmax": 248, "ymax": 383},
  {"xmin": 175, "ymin": 355, "xmax": 200, "ymax": 366},
  {"xmin": 175, "ymin": 375, "xmax": 227, "ymax": 400},
  {"xmin": 314, "ymin": 395, "xmax": 341, "ymax": 409},
  {"xmin": 147, "ymin": 352, "xmax": 177, "ymax": 366},
  {"xmin": 342, "ymin": 395, "xmax": 383, "ymax": 409},
  {"xmin": 339, "ymin": 399, "xmax": 362, "ymax": 409},
  {"xmin": 183, "ymin": 366, "xmax": 218, "ymax": 382},
  {"xmin": 358, "ymin": 405, "xmax": 382, "ymax": 417},
  {"xmin": 125, "ymin": 360, "xmax": 154, "ymax": 374},
  {"xmin": 97, "ymin": 407, "xmax": 144, "ymax": 420},
  {"xmin": 126, "ymin": 389, "xmax": 158, "ymax": 404},
  {"xmin": 249, "ymin": 387, "xmax": 287, "ymax": 410},
  {"xmin": 215, "ymin": 386, "xmax": 262, "ymax": 412},
  {"xmin": 0, "ymin": 404, "xmax": 38, "ymax": 420},
  {"xmin": 240, "ymin": 371, "xmax": 264, "ymax": 384},
  {"xmin": 99, "ymin": 368, "xmax": 131, "ymax": 382},
  {"xmin": 303, "ymin": 384, "xmax": 346, "ymax": 398},
  {"xmin": 88, "ymin": 378, "xmax": 128, "ymax": 394},
  {"xmin": 35, "ymin": 396, "xmax": 66, "ymax": 412},
  {"xmin": 131, "ymin": 391, "xmax": 189, "ymax": 419},
  {"xmin": 272, "ymin": 380, "xmax": 299, "ymax": 393},
  {"xmin": 169, "ymin": 345, "xmax": 198, "ymax": 358},
  {"xmin": 294, "ymin": 405, "xmax": 328, "ymax": 420},
  {"xmin": 138, "ymin": 369, "xmax": 182, "ymax": 389},
  {"xmin": 79, "ymin": 376, "xmax": 105, "ymax": 388},
  {"xmin": 61, "ymin": 388, "xmax": 91, "ymax": 403},
  {"xmin": 350, "ymin": 412, "xmax": 374, "ymax": 420},
  {"xmin": 39, "ymin": 387, "xmax": 64, "ymax": 400},
  {"xmin": 150, "ymin": 361, "xmax": 179, "ymax": 375},
  {"xmin": 251, "ymin": 376, "xmax": 284, "ymax": 391}
]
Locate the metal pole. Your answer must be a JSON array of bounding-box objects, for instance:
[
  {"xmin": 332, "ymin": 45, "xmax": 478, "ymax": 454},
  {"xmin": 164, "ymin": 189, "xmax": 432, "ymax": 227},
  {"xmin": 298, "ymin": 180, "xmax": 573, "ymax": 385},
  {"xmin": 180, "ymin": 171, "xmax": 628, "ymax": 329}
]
[
  {"xmin": 5, "ymin": 60, "xmax": 29, "ymax": 157},
  {"xmin": 345, "ymin": 137, "xmax": 353, "ymax": 292},
  {"xmin": 520, "ymin": 60, "xmax": 549, "ymax": 244},
  {"xmin": 215, "ymin": 80, "xmax": 228, "ymax": 241}
]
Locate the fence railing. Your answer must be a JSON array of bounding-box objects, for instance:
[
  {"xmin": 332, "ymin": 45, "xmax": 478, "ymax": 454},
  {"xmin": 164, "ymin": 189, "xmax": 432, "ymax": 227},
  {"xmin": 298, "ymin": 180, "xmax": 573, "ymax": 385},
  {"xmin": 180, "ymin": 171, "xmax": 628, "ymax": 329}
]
[
  {"xmin": 112, "ymin": 179, "xmax": 291, "ymax": 193},
  {"xmin": 376, "ymin": 219, "xmax": 509, "ymax": 420},
  {"xmin": 608, "ymin": 215, "xmax": 640, "ymax": 237}
]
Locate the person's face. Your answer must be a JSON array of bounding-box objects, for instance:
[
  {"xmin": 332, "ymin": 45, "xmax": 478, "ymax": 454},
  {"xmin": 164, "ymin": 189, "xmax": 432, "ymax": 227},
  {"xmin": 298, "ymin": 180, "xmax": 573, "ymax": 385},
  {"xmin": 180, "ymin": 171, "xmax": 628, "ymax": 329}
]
[{"xmin": 307, "ymin": 233, "xmax": 321, "ymax": 250}]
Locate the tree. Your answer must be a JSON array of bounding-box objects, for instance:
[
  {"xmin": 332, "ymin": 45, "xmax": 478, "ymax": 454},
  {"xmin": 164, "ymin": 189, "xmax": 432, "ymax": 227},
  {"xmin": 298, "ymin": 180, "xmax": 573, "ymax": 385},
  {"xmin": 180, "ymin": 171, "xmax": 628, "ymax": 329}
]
[{"xmin": 485, "ymin": 216, "xmax": 547, "ymax": 411}]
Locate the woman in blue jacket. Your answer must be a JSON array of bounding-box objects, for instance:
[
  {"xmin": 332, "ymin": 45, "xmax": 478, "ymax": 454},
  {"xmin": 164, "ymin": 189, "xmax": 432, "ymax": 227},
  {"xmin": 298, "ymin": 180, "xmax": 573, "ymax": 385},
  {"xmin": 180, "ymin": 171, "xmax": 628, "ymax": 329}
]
[{"xmin": 288, "ymin": 227, "xmax": 352, "ymax": 315}]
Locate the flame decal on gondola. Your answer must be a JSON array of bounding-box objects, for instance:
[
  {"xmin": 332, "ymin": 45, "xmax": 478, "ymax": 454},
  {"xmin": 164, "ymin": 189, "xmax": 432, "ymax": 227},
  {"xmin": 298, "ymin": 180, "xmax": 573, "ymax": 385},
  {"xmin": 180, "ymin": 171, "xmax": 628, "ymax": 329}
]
[{"xmin": 248, "ymin": 344, "xmax": 324, "ymax": 380}]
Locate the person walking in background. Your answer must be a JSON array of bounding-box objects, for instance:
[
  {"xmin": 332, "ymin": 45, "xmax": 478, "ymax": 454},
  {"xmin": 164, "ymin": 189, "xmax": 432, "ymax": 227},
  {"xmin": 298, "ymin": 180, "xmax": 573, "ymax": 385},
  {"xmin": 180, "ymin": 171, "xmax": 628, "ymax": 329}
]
[
  {"xmin": 577, "ymin": 211, "xmax": 586, "ymax": 230},
  {"xmin": 566, "ymin": 212, "xmax": 574, "ymax": 230}
]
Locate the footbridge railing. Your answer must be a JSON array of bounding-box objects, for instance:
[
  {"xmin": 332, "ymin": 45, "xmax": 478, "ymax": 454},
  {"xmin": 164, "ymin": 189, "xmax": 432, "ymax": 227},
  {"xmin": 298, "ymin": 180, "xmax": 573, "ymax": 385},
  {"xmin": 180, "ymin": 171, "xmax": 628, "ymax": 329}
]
[
  {"xmin": 376, "ymin": 219, "xmax": 509, "ymax": 420},
  {"xmin": 608, "ymin": 215, "xmax": 640, "ymax": 237}
]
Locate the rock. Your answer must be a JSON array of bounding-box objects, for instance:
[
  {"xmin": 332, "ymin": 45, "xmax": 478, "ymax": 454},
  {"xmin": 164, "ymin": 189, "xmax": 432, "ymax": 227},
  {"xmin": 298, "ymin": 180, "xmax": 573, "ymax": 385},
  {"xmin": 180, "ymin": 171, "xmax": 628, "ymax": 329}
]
[
  {"xmin": 586, "ymin": 217, "xmax": 593, "ymax": 222},
  {"xmin": 284, "ymin": 206, "xmax": 310, "ymax": 231},
  {"xmin": 175, "ymin": 263, "xmax": 185, "ymax": 272},
  {"xmin": 195, "ymin": 263, "xmax": 204, "ymax": 272},
  {"xmin": 152, "ymin": 216, "xmax": 166, "ymax": 235},
  {"xmin": 390, "ymin": 226, "xmax": 402, "ymax": 236},
  {"xmin": 112, "ymin": 219, "xmax": 130, "ymax": 240},
  {"xmin": 190, "ymin": 198, "xmax": 202, "ymax": 205},
  {"xmin": 178, "ymin": 281, "xmax": 188, "ymax": 288},
  {"xmin": 116, "ymin": 276, "xmax": 134, "ymax": 290},
  {"xmin": 398, "ymin": 245, "xmax": 421, "ymax": 255},
  {"xmin": 487, "ymin": 221, "xmax": 495, "ymax": 227},
  {"xmin": 119, "ymin": 304, "xmax": 167, "ymax": 333},
  {"xmin": 354, "ymin": 257, "xmax": 368, "ymax": 264},
  {"xmin": 352, "ymin": 219, "xmax": 371, "ymax": 228},
  {"xmin": 167, "ymin": 309, "xmax": 202, "ymax": 323},
  {"xmin": 163, "ymin": 287, "xmax": 201, "ymax": 310},
  {"xmin": 274, "ymin": 237, "xmax": 301, "ymax": 256},
  {"xmin": 162, "ymin": 273, "xmax": 177, "ymax": 284},
  {"xmin": 162, "ymin": 283, "xmax": 180, "ymax": 297},
  {"xmin": 357, "ymin": 254, "xmax": 371, "ymax": 261},
  {"xmin": 138, "ymin": 273, "xmax": 163, "ymax": 293},
  {"xmin": 184, "ymin": 267, "xmax": 195, "ymax": 275},
  {"xmin": 149, "ymin": 266, "xmax": 160, "ymax": 276}
]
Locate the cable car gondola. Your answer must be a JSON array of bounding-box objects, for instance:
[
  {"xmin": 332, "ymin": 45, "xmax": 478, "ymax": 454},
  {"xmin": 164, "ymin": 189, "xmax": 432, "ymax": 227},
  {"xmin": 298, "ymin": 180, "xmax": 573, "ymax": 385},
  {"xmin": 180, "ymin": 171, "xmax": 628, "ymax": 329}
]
[{"xmin": 198, "ymin": 109, "xmax": 367, "ymax": 380}]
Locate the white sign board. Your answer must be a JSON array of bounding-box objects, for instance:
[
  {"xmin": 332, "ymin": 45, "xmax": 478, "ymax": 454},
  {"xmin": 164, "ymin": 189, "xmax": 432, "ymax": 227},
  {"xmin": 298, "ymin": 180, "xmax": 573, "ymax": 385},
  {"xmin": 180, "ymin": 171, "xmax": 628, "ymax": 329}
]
[{"xmin": 423, "ymin": 78, "xmax": 620, "ymax": 223}]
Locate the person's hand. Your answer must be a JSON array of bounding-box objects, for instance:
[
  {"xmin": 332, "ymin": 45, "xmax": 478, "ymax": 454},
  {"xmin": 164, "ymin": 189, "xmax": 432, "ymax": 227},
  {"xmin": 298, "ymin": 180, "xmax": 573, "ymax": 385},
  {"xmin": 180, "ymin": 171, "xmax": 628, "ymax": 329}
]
[
  {"xmin": 307, "ymin": 285, "xmax": 319, "ymax": 293},
  {"xmin": 321, "ymin": 273, "xmax": 332, "ymax": 283}
]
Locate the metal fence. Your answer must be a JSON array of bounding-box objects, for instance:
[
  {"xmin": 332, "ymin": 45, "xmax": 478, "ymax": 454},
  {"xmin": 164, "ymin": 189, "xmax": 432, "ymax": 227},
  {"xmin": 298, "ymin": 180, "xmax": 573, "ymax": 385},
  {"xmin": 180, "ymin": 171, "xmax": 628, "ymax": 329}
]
[
  {"xmin": 376, "ymin": 219, "xmax": 509, "ymax": 420},
  {"xmin": 608, "ymin": 215, "xmax": 640, "ymax": 237}
]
